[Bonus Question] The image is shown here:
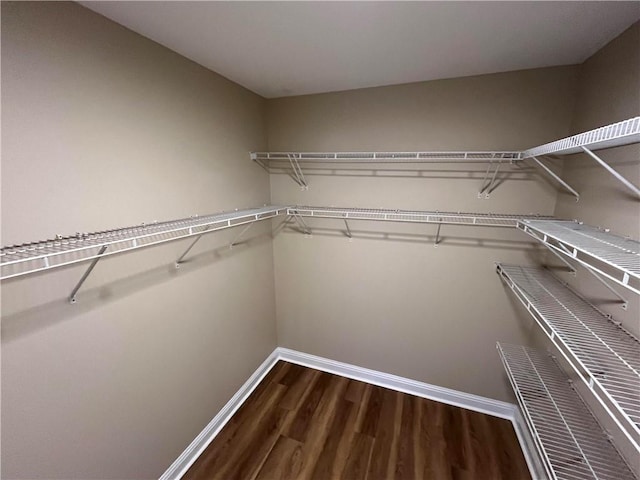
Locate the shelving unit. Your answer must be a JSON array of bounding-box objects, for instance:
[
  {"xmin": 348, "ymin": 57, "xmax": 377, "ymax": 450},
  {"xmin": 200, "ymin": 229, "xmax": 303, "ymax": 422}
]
[
  {"xmin": 522, "ymin": 116, "xmax": 640, "ymax": 200},
  {"xmin": 252, "ymin": 151, "xmax": 522, "ymax": 192},
  {"xmin": 252, "ymin": 151, "xmax": 523, "ymax": 164},
  {"xmin": 496, "ymin": 264, "xmax": 640, "ymax": 451},
  {"xmin": 254, "ymin": 118, "xmax": 640, "ymax": 199},
  {"xmin": 497, "ymin": 343, "xmax": 637, "ymax": 480},
  {"xmin": 518, "ymin": 219, "xmax": 640, "ymax": 295},
  {"xmin": 522, "ymin": 117, "xmax": 640, "ymax": 157},
  {"xmin": 0, "ymin": 206, "xmax": 289, "ymax": 281},
  {"xmin": 288, "ymin": 206, "xmax": 553, "ymax": 228}
]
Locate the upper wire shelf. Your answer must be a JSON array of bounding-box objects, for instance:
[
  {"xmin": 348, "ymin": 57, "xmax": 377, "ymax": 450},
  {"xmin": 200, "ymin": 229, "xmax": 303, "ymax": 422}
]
[
  {"xmin": 0, "ymin": 206, "xmax": 289, "ymax": 281},
  {"xmin": 288, "ymin": 206, "xmax": 554, "ymax": 228},
  {"xmin": 497, "ymin": 343, "xmax": 637, "ymax": 480},
  {"xmin": 497, "ymin": 264, "xmax": 640, "ymax": 451},
  {"xmin": 522, "ymin": 117, "xmax": 640, "ymax": 158},
  {"xmin": 518, "ymin": 219, "xmax": 640, "ymax": 295},
  {"xmin": 252, "ymin": 151, "xmax": 523, "ymax": 164}
]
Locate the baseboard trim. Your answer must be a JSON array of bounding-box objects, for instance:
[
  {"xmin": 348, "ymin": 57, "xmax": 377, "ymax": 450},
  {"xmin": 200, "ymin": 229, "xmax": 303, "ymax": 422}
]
[
  {"xmin": 158, "ymin": 349, "xmax": 280, "ymax": 480},
  {"xmin": 278, "ymin": 347, "xmax": 518, "ymax": 419},
  {"xmin": 159, "ymin": 347, "xmax": 545, "ymax": 480}
]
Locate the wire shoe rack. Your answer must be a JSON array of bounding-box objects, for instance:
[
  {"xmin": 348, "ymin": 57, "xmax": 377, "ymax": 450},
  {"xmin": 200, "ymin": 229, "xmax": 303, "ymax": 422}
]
[
  {"xmin": 497, "ymin": 343, "xmax": 637, "ymax": 480},
  {"xmin": 497, "ymin": 264, "xmax": 640, "ymax": 452}
]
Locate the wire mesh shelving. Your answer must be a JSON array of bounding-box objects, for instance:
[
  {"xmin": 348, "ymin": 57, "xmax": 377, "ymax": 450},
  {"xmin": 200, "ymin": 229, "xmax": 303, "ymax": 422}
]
[
  {"xmin": 288, "ymin": 206, "xmax": 554, "ymax": 228},
  {"xmin": 522, "ymin": 117, "xmax": 640, "ymax": 158},
  {"xmin": 496, "ymin": 264, "xmax": 640, "ymax": 451},
  {"xmin": 518, "ymin": 219, "xmax": 640, "ymax": 295},
  {"xmin": 0, "ymin": 206, "xmax": 289, "ymax": 281},
  {"xmin": 497, "ymin": 342, "xmax": 637, "ymax": 480}
]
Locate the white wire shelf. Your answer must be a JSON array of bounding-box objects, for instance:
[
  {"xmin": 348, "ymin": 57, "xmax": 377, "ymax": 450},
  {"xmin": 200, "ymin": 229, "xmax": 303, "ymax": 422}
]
[
  {"xmin": 288, "ymin": 206, "xmax": 554, "ymax": 228},
  {"xmin": 0, "ymin": 206, "xmax": 289, "ymax": 281},
  {"xmin": 251, "ymin": 151, "xmax": 523, "ymax": 164},
  {"xmin": 523, "ymin": 117, "xmax": 640, "ymax": 158},
  {"xmin": 497, "ymin": 343, "xmax": 637, "ymax": 480},
  {"xmin": 519, "ymin": 220, "xmax": 640, "ymax": 295},
  {"xmin": 496, "ymin": 264, "xmax": 640, "ymax": 451}
]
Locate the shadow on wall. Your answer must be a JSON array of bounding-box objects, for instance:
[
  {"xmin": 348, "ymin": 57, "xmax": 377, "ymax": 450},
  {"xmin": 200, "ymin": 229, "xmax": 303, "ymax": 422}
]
[
  {"xmin": 1, "ymin": 232, "xmax": 273, "ymax": 344},
  {"xmin": 281, "ymin": 224, "xmax": 543, "ymax": 251},
  {"xmin": 264, "ymin": 162, "xmax": 550, "ymax": 192}
]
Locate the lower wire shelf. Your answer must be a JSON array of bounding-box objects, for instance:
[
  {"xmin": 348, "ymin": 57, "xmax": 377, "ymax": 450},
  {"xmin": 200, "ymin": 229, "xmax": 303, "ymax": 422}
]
[{"xmin": 497, "ymin": 343, "xmax": 637, "ymax": 480}]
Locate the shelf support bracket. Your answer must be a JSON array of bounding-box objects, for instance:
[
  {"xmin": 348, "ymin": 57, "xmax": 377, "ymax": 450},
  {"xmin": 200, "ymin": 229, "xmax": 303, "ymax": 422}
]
[
  {"xmin": 229, "ymin": 222, "xmax": 255, "ymax": 248},
  {"xmin": 542, "ymin": 243, "xmax": 576, "ymax": 275},
  {"xmin": 272, "ymin": 215, "xmax": 292, "ymax": 237},
  {"xmin": 479, "ymin": 161, "xmax": 501, "ymax": 198},
  {"xmin": 434, "ymin": 223, "xmax": 442, "ymax": 247},
  {"xmin": 175, "ymin": 227, "xmax": 210, "ymax": 267},
  {"xmin": 292, "ymin": 212, "xmax": 311, "ymax": 235},
  {"xmin": 543, "ymin": 242, "xmax": 628, "ymax": 309},
  {"xmin": 580, "ymin": 147, "xmax": 640, "ymax": 199},
  {"xmin": 69, "ymin": 245, "xmax": 108, "ymax": 304},
  {"xmin": 583, "ymin": 264, "xmax": 629, "ymax": 310},
  {"xmin": 530, "ymin": 156, "xmax": 580, "ymax": 201},
  {"xmin": 344, "ymin": 219, "xmax": 352, "ymax": 239},
  {"xmin": 288, "ymin": 154, "xmax": 308, "ymax": 189}
]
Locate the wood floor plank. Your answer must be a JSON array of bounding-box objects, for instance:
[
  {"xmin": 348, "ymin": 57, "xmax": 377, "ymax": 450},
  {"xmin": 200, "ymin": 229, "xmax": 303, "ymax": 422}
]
[
  {"xmin": 310, "ymin": 398, "xmax": 354, "ymax": 480},
  {"xmin": 295, "ymin": 375, "xmax": 349, "ymax": 479},
  {"xmin": 255, "ymin": 435, "xmax": 304, "ymax": 480},
  {"xmin": 395, "ymin": 394, "xmax": 417, "ymax": 479},
  {"xmin": 284, "ymin": 372, "xmax": 331, "ymax": 443},
  {"xmin": 344, "ymin": 379, "xmax": 367, "ymax": 403},
  {"xmin": 367, "ymin": 388, "xmax": 401, "ymax": 479},
  {"xmin": 182, "ymin": 383, "xmax": 287, "ymax": 480},
  {"xmin": 280, "ymin": 367, "xmax": 319, "ymax": 411},
  {"xmin": 359, "ymin": 385, "xmax": 383, "ymax": 437},
  {"xmin": 183, "ymin": 361, "xmax": 532, "ymax": 480},
  {"xmin": 340, "ymin": 432, "xmax": 375, "ymax": 480}
]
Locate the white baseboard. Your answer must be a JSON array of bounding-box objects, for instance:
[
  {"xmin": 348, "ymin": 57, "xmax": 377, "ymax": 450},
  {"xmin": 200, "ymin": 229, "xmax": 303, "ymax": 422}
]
[
  {"xmin": 277, "ymin": 347, "xmax": 516, "ymax": 419},
  {"xmin": 159, "ymin": 347, "xmax": 545, "ymax": 480},
  {"xmin": 158, "ymin": 349, "xmax": 280, "ymax": 480}
]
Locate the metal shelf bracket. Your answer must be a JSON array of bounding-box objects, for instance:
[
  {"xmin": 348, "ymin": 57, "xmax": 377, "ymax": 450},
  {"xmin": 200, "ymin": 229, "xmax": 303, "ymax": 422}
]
[
  {"xmin": 478, "ymin": 161, "xmax": 502, "ymax": 198},
  {"xmin": 531, "ymin": 156, "xmax": 580, "ymax": 201},
  {"xmin": 287, "ymin": 154, "xmax": 308, "ymax": 190},
  {"xmin": 581, "ymin": 146, "xmax": 640, "ymax": 199},
  {"xmin": 69, "ymin": 245, "xmax": 107, "ymax": 303},
  {"xmin": 175, "ymin": 226, "xmax": 210, "ymax": 268},
  {"xmin": 343, "ymin": 219, "xmax": 352, "ymax": 240}
]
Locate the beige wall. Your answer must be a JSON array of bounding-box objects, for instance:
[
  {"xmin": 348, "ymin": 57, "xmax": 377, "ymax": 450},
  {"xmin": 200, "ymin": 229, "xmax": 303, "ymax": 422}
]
[
  {"xmin": 554, "ymin": 22, "xmax": 640, "ymax": 335},
  {"xmin": 1, "ymin": 3, "xmax": 276, "ymax": 479},
  {"xmin": 550, "ymin": 22, "xmax": 640, "ymax": 471},
  {"xmin": 267, "ymin": 66, "xmax": 578, "ymax": 402}
]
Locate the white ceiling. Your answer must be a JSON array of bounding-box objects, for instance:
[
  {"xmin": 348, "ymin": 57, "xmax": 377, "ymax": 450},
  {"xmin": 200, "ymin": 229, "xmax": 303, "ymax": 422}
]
[{"xmin": 81, "ymin": 1, "xmax": 640, "ymax": 98}]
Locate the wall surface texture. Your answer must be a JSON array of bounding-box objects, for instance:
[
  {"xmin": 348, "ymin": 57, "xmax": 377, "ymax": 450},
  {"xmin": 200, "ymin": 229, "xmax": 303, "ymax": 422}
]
[
  {"xmin": 1, "ymin": 3, "xmax": 276, "ymax": 479},
  {"xmin": 267, "ymin": 66, "xmax": 578, "ymax": 403},
  {"xmin": 550, "ymin": 22, "xmax": 640, "ymax": 472}
]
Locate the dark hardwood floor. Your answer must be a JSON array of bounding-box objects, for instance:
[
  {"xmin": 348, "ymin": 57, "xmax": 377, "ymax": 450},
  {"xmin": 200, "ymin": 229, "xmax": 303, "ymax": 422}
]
[{"xmin": 183, "ymin": 361, "xmax": 531, "ymax": 480}]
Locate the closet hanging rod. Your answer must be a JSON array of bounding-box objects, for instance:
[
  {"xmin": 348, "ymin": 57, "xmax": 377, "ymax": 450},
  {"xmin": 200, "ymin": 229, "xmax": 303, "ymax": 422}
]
[{"xmin": 0, "ymin": 206, "xmax": 289, "ymax": 281}]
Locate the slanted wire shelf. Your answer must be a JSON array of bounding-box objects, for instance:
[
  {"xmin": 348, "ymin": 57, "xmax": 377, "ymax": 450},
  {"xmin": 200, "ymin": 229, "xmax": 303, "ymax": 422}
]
[
  {"xmin": 251, "ymin": 151, "xmax": 523, "ymax": 164},
  {"xmin": 518, "ymin": 219, "xmax": 640, "ymax": 295},
  {"xmin": 497, "ymin": 343, "xmax": 637, "ymax": 480},
  {"xmin": 288, "ymin": 206, "xmax": 554, "ymax": 228},
  {"xmin": 0, "ymin": 206, "xmax": 289, "ymax": 280},
  {"xmin": 496, "ymin": 264, "xmax": 640, "ymax": 451},
  {"xmin": 522, "ymin": 117, "xmax": 640, "ymax": 158}
]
